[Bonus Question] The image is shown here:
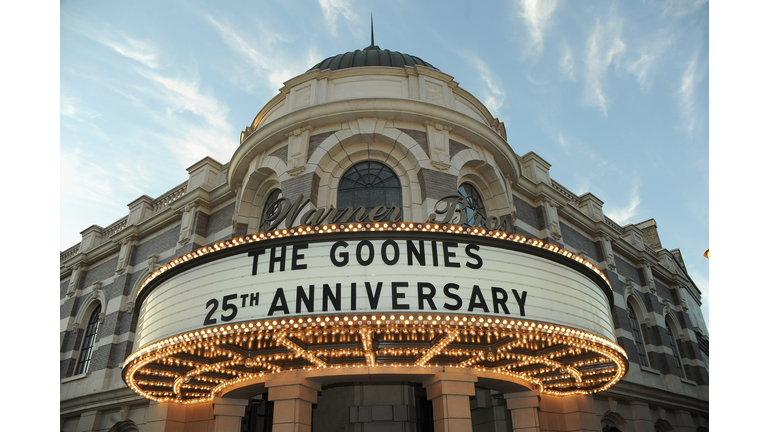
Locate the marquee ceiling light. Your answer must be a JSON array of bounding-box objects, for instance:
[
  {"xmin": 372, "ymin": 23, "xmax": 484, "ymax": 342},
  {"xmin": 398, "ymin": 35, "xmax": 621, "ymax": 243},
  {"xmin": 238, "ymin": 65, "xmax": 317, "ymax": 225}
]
[
  {"xmin": 123, "ymin": 314, "xmax": 628, "ymax": 404},
  {"xmin": 136, "ymin": 222, "xmax": 612, "ymax": 302}
]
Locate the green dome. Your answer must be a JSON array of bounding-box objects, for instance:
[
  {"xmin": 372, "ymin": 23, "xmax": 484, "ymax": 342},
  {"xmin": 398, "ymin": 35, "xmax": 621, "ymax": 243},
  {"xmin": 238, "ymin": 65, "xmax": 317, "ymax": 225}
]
[{"xmin": 308, "ymin": 45, "xmax": 439, "ymax": 72}]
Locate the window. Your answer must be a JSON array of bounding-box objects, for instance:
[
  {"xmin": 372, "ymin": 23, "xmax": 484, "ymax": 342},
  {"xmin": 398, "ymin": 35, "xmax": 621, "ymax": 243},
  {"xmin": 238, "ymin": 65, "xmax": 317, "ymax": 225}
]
[
  {"xmin": 338, "ymin": 161, "xmax": 402, "ymax": 212},
  {"xmin": 75, "ymin": 305, "xmax": 101, "ymax": 375},
  {"xmin": 259, "ymin": 189, "xmax": 282, "ymax": 232},
  {"xmin": 627, "ymin": 304, "xmax": 649, "ymax": 367},
  {"xmin": 457, "ymin": 182, "xmax": 486, "ymax": 227},
  {"xmin": 666, "ymin": 320, "xmax": 685, "ymax": 378}
]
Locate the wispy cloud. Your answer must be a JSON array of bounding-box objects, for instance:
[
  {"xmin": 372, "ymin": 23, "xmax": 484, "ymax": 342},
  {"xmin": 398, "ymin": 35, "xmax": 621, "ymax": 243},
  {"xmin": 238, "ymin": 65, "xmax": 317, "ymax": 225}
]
[
  {"xmin": 518, "ymin": 0, "xmax": 558, "ymax": 56},
  {"xmin": 207, "ymin": 15, "xmax": 320, "ymax": 90},
  {"xmin": 60, "ymin": 93, "xmax": 101, "ymax": 121},
  {"xmin": 101, "ymin": 37, "xmax": 160, "ymax": 69},
  {"xmin": 604, "ymin": 185, "xmax": 641, "ymax": 224},
  {"xmin": 677, "ymin": 49, "xmax": 704, "ymax": 136},
  {"xmin": 559, "ymin": 44, "xmax": 575, "ymax": 81},
  {"xmin": 62, "ymin": 13, "xmax": 161, "ymax": 69},
  {"xmin": 136, "ymin": 69, "xmax": 235, "ymax": 165},
  {"xmin": 584, "ymin": 15, "xmax": 625, "ymax": 115},
  {"xmin": 469, "ymin": 57, "xmax": 506, "ymax": 113},
  {"xmin": 319, "ymin": 0, "xmax": 358, "ymax": 37}
]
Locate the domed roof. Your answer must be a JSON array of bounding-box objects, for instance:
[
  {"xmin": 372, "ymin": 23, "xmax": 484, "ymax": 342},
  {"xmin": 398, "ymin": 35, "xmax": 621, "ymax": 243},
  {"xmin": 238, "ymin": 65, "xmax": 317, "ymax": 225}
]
[{"xmin": 308, "ymin": 44, "xmax": 439, "ymax": 72}]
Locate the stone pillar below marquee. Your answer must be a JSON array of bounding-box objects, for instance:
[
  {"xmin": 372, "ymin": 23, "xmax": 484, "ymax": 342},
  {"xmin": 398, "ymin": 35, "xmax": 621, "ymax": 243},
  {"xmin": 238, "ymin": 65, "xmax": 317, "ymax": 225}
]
[
  {"xmin": 423, "ymin": 371, "xmax": 478, "ymax": 432},
  {"xmin": 213, "ymin": 397, "xmax": 248, "ymax": 432},
  {"xmin": 266, "ymin": 376, "xmax": 322, "ymax": 432},
  {"xmin": 504, "ymin": 390, "xmax": 541, "ymax": 432}
]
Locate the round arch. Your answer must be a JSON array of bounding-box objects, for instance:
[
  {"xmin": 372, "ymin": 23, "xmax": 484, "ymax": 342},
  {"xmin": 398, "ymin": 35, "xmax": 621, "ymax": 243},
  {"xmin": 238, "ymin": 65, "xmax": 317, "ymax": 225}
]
[
  {"xmin": 108, "ymin": 420, "xmax": 139, "ymax": 432},
  {"xmin": 311, "ymin": 132, "xmax": 422, "ymax": 222},
  {"xmin": 600, "ymin": 411, "xmax": 628, "ymax": 432},
  {"xmin": 236, "ymin": 160, "xmax": 283, "ymax": 234},
  {"xmin": 72, "ymin": 287, "xmax": 106, "ymax": 333}
]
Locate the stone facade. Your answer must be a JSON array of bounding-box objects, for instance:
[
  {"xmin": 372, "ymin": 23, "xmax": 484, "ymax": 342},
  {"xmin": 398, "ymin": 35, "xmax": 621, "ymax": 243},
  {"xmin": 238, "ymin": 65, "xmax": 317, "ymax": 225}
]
[{"xmin": 60, "ymin": 45, "xmax": 708, "ymax": 432}]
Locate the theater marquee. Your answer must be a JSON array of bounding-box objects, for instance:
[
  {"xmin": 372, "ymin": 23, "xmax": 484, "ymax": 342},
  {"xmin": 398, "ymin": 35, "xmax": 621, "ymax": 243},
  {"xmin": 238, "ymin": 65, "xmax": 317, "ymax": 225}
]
[{"xmin": 124, "ymin": 222, "xmax": 628, "ymax": 403}]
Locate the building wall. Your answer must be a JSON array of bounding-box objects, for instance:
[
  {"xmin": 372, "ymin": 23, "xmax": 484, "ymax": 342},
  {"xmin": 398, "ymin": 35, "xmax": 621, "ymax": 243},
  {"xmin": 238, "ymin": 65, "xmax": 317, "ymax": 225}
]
[{"xmin": 60, "ymin": 60, "xmax": 707, "ymax": 432}]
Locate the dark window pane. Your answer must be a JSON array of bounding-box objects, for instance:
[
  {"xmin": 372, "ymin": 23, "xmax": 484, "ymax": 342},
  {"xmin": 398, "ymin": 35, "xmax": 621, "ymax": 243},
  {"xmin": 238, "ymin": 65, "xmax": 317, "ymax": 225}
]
[
  {"xmin": 337, "ymin": 161, "xmax": 402, "ymax": 214},
  {"xmin": 75, "ymin": 305, "xmax": 101, "ymax": 375}
]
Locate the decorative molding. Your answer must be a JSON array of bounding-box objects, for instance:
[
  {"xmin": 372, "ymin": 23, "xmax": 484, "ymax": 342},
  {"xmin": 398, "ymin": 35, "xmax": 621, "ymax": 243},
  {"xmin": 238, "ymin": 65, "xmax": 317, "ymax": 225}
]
[
  {"xmin": 429, "ymin": 161, "xmax": 451, "ymax": 171},
  {"xmin": 287, "ymin": 166, "xmax": 307, "ymax": 176}
]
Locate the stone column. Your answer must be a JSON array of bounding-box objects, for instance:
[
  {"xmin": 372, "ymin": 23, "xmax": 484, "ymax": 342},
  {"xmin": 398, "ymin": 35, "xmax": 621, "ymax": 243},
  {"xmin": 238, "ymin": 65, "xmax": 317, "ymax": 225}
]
[
  {"xmin": 561, "ymin": 394, "xmax": 601, "ymax": 432},
  {"xmin": 213, "ymin": 397, "xmax": 248, "ymax": 432},
  {"xmin": 504, "ymin": 390, "xmax": 541, "ymax": 432},
  {"xmin": 144, "ymin": 400, "xmax": 187, "ymax": 432},
  {"xmin": 423, "ymin": 371, "xmax": 477, "ymax": 432},
  {"xmin": 629, "ymin": 401, "xmax": 654, "ymax": 432},
  {"xmin": 266, "ymin": 376, "xmax": 322, "ymax": 432},
  {"xmin": 74, "ymin": 410, "xmax": 100, "ymax": 432}
]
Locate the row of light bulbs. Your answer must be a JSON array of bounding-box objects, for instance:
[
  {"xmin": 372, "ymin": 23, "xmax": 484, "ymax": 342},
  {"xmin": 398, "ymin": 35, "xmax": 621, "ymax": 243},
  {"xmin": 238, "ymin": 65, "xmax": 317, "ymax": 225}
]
[{"xmin": 125, "ymin": 314, "xmax": 627, "ymax": 404}]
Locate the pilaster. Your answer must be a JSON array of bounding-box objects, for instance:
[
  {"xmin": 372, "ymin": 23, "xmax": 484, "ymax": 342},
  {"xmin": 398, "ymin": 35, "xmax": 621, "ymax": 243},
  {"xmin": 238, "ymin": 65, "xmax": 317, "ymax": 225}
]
[
  {"xmin": 285, "ymin": 126, "xmax": 313, "ymax": 176},
  {"xmin": 186, "ymin": 156, "xmax": 223, "ymax": 192},
  {"xmin": 423, "ymin": 371, "xmax": 477, "ymax": 432},
  {"xmin": 266, "ymin": 376, "xmax": 322, "ymax": 432},
  {"xmin": 213, "ymin": 397, "xmax": 248, "ymax": 432},
  {"xmin": 424, "ymin": 120, "xmax": 452, "ymax": 171},
  {"xmin": 144, "ymin": 400, "xmax": 187, "ymax": 432},
  {"xmin": 127, "ymin": 195, "xmax": 154, "ymax": 226},
  {"xmin": 504, "ymin": 390, "xmax": 541, "ymax": 432},
  {"xmin": 629, "ymin": 401, "xmax": 654, "ymax": 432}
]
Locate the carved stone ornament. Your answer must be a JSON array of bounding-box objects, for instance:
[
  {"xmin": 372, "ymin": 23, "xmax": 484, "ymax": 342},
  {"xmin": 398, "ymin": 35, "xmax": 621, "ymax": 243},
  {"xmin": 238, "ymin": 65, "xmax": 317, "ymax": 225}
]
[
  {"xmin": 608, "ymin": 397, "xmax": 618, "ymax": 413},
  {"xmin": 429, "ymin": 160, "xmax": 451, "ymax": 171},
  {"xmin": 662, "ymin": 299, "xmax": 671, "ymax": 316},
  {"xmin": 287, "ymin": 166, "xmax": 306, "ymax": 176},
  {"xmin": 148, "ymin": 254, "xmax": 159, "ymax": 272},
  {"xmin": 98, "ymin": 312, "xmax": 106, "ymax": 324},
  {"xmin": 625, "ymin": 278, "xmax": 636, "ymax": 296},
  {"xmin": 658, "ymin": 407, "xmax": 666, "ymax": 421},
  {"xmin": 92, "ymin": 281, "xmax": 102, "ymax": 293},
  {"xmin": 126, "ymin": 301, "xmax": 135, "ymax": 314}
]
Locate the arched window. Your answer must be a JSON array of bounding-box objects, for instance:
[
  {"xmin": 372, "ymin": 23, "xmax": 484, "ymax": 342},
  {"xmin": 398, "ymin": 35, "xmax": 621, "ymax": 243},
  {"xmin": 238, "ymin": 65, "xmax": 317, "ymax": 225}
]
[
  {"xmin": 259, "ymin": 189, "xmax": 282, "ymax": 232},
  {"xmin": 457, "ymin": 182, "xmax": 487, "ymax": 227},
  {"xmin": 627, "ymin": 304, "xmax": 649, "ymax": 367},
  {"xmin": 338, "ymin": 161, "xmax": 402, "ymax": 212},
  {"xmin": 666, "ymin": 319, "xmax": 685, "ymax": 378},
  {"xmin": 75, "ymin": 305, "xmax": 101, "ymax": 375}
]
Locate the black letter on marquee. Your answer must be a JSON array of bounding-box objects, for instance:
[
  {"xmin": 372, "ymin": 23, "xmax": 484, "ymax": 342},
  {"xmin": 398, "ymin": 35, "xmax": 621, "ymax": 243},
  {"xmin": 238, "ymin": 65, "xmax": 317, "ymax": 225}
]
[
  {"xmin": 491, "ymin": 287, "xmax": 510, "ymax": 314},
  {"xmin": 468, "ymin": 285, "xmax": 489, "ymax": 313},
  {"xmin": 391, "ymin": 282, "xmax": 410, "ymax": 310},
  {"xmin": 512, "ymin": 290, "xmax": 527, "ymax": 317},
  {"xmin": 431, "ymin": 241, "xmax": 439, "ymax": 266},
  {"xmin": 291, "ymin": 243, "xmax": 308, "ymax": 270},
  {"xmin": 269, "ymin": 246, "xmax": 287, "ymax": 273},
  {"xmin": 443, "ymin": 283, "xmax": 462, "ymax": 311},
  {"xmin": 323, "ymin": 283, "xmax": 342, "ymax": 312},
  {"xmin": 330, "ymin": 241, "xmax": 349, "ymax": 267},
  {"xmin": 350, "ymin": 283, "xmax": 357, "ymax": 310},
  {"xmin": 268, "ymin": 288, "xmax": 289, "ymax": 316},
  {"xmin": 296, "ymin": 285, "xmax": 315, "ymax": 313},
  {"xmin": 417, "ymin": 282, "xmax": 437, "ymax": 310},
  {"xmin": 248, "ymin": 249, "xmax": 265, "ymax": 275},
  {"xmin": 465, "ymin": 244, "xmax": 483, "ymax": 269},
  {"xmin": 443, "ymin": 242, "xmax": 460, "ymax": 268},
  {"xmin": 407, "ymin": 240, "xmax": 425, "ymax": 266},
  {"xmin": 356, "ymin": 240, "xmax": 374, "ymax": 266},
  {"xmin": 250, "ymin": 293, "xmax": 259, "ymax": 306},
  {"xmin": 365, "ymin": 282, "xmax": 383, "ymax": 309},
  {"xmin": 240, "ymin": 294, "xmax": 249, "ymax": 307},
  {"xmin": 381, "ymin": 240, "xmax": 400, "ymax": 265}
]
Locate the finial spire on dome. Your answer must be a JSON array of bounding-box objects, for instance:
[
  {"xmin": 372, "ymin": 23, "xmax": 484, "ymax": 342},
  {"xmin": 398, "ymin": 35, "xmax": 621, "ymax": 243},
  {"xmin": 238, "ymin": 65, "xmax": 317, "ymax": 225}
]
[{"xmin": 364, "ymin": 13, "xmax": 379, "ymax": 51}]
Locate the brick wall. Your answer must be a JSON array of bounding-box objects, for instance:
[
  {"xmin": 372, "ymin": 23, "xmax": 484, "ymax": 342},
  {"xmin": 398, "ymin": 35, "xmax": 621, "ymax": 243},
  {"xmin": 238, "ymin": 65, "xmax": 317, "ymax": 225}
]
[{"xmin": 398, "ymin": 129, "xmax": 429, "ymax": 157}]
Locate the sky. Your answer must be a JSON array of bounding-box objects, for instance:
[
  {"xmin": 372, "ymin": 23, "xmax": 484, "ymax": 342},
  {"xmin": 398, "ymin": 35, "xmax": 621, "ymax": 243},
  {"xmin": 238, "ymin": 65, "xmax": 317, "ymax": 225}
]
[{"xmin": 59, "ymin": 0, "xmax": 710, "ymax": 326}]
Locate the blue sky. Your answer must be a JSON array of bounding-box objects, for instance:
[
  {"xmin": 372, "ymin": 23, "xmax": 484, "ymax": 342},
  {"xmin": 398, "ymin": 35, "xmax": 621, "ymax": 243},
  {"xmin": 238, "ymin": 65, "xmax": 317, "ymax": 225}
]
[{"xmin": 59, "ymin": 0, "xmax": 709, "ymax": 325}]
